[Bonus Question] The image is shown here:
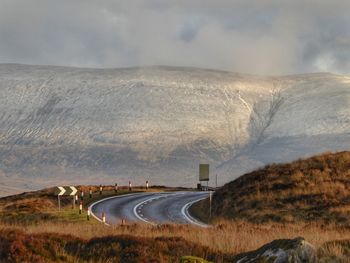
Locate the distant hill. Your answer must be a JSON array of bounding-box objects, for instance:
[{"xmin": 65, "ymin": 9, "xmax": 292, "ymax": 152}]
[
  {"xmin": 212, "ymin": 151, "xmax": 350, "ymax": 225},
  {"xmin": 0, "ymin": 64, "xmax": 350, "ymax": 196}
]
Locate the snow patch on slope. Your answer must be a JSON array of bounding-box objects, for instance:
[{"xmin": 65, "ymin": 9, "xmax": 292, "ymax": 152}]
[{"xmin": 0, "ymin": 65, "xmax": 349, "ymax": 195}]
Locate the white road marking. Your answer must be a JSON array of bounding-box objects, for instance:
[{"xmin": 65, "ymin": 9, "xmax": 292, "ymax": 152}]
[
  {"xmin": 132, "ymin": 192, "xmax": 181, "ymax": 225},
  {"xmin": 89, "ymin": 192, "xmax": 144, "ymax": 226},
  {"xmin": 181, "ymin": 194, "xmax": 210, "ymax": 228}
]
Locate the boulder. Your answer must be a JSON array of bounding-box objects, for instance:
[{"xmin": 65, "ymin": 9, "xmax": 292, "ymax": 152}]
[{"xmin": 234, "ymin": 237, "xmax": 317, "ymax": 263}]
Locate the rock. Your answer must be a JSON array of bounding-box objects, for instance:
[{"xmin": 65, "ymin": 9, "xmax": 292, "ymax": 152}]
[{"xmin": 234, "ymin": 237, "xmax": 317, "ymax": 263}]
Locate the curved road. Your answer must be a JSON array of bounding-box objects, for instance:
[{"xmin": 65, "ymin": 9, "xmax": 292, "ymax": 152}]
[{"xmin": 89, "ymin": 191, "xmax": 209, "ymax": 227}]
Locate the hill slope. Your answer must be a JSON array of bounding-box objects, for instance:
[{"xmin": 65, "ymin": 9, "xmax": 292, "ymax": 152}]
[
  {"xmin": 0, "ymin": 64, "xmax": 350, "ymax": 195},
  {"xmin": 212, "ymin": 151, "xmax": 350, "ymax": 225}
]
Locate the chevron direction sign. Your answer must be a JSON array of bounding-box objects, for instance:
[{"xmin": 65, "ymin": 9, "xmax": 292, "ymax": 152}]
[{"xmin": 54, "ymin": 186, "xmax": 78, "ymax": 196}]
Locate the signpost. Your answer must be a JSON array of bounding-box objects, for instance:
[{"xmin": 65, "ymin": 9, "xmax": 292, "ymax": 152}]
[
  {"xmin": 54, "ymin": 186, "xmax": 78, "ymax": 210},
  {"xmin": 199, "ymin": 164, "xmax": 209, "ymax": 190},
  {"xmin": 209, "ymin": 190, "xmax": 212, "ymax": 218},
  {"xmin": 54, "ymin": 186, "xmax": 65, "ymax": 210},
  {"xmin": 198, "ymin": 164, "xmax": 214, "ymax": 218}
]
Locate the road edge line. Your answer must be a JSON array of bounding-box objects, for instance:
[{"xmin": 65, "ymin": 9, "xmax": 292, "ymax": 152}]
[
  {"xmin": 88, "ymin": 193, "xmax": 142, "ymax": 226},
  {"xmin": 132, "ymin": 196, "xmax": 160, "ymax": 225},
  {"xmin": 181, "ymin": 195, "xmax": 210, "ymax": 228},
  {"xmin": 132, "ymin": 192, "xmax": 181, "ymax": 225}
]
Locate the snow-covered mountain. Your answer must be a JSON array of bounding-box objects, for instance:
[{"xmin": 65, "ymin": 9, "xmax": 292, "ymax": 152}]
[{"xmin": 0, "ymin": 64, "xmax": 349, "ymax": 196}]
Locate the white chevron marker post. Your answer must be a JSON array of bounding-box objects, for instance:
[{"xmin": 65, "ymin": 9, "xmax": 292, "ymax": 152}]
[
  {"xmin": 66, "ymin": 186, "xmax": 78, "ymax": 209},
  {"xmin": 56, "ymin": 186, "xmax": 66, "ymax": 195},
  {"xmin": 54, "ymin": 186, "xmax": 78, "ymax": 211},
  {"xmin": 69, "ymin": 186, "xmax": 77, "ymax": 196},
  {"xmin": 55, "ymin": 186, "xmax": 66, "ymax": 210}
]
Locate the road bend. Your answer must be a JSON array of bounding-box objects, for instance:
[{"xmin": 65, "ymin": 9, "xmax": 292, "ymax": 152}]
[{"xmin": 89, "ymin": 191, "xmax": 209, "ymax": 227}]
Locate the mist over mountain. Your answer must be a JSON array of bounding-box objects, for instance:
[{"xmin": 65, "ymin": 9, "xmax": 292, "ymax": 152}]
[{"xmin": 0, "ymin": 64, "xmax": 349, "ymax": 196}]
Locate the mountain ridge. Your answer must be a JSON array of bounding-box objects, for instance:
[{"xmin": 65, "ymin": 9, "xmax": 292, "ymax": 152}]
[{"xmin": 0, "ymin": 64, "xmax": 349, "ymax": 196}]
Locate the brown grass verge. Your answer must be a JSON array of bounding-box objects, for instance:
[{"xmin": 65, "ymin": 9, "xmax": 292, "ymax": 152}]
[
  {"xmin": 212, "ymin": 151, "xmax": 350, "ymax": 226},
  {"xmin": 2, "ymin": 219, "xmax": 350, "ymax": 260}
]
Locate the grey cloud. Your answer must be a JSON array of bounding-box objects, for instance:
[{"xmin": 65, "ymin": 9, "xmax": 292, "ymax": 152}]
[{"xmin": 0, "ymin": 0, "xmax": 349, "ymax": 75}]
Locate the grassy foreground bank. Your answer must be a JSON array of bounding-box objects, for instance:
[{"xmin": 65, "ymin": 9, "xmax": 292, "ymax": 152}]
[{"xmin": 2, "ymin": 150, "xmax": 350, "ymax": 262}]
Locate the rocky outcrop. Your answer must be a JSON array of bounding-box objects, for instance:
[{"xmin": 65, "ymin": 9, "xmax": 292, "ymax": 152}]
[{"xmin": 234, "ymin": 237, "xmax": 317, "ymax": 263}]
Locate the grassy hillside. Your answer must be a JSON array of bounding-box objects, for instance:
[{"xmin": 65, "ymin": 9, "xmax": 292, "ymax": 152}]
[
  {"xmin": 0, "ymin": 228, "xmax": 231, "ymax": 263},
  {"xmin": 2, "ymin": 218, "xmax": 350, "ymax": 262},
  {"xmin": 0, "ymin": 185, "xmax": 175, "ymax": 224},
  {"xmin": 211, "ymin": 151, "xmax": 350, "ymax": 225},
  {"xmin": 2, "ymin": 165, "xmax": 350, "ymax": 262}
]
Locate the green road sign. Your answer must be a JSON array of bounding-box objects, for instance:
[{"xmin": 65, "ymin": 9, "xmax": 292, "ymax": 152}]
[{"xmin": 199, "ymin": 164, "xmax": 209, "ymax": 181}]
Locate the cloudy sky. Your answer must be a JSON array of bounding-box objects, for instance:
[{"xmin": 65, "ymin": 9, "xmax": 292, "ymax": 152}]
[{"xmin": 0, "ymin": 0, "xmax": 349, "ymax": 75}]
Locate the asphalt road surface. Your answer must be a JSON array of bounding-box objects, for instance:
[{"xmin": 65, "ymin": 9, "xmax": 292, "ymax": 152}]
[{"xmin": 89, "ymin": 191, "xmax": 209, "ymax": 227}]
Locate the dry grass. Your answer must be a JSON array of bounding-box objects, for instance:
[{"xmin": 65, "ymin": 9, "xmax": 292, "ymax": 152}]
[
  {"xmin": 212, "ymin": 151, "xmax": 350, "ymax": 225},
  {"xmin": 0, "ymin": 227, "xmax": 225, "ymax": 263},
  {"xmin": 0, "ymin": 185, "xmax": 177, "ymax": 224},
  {"xmin": 318, "ymin": 239, "xmax": 350, "ymax": 262},
  {"xmin": 2, "ymin": 154, "xmax": 350, "ymax": 262},
  {"xmin": 1, "ymin": 219, "xmax": 350, "ymax": 257}
]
